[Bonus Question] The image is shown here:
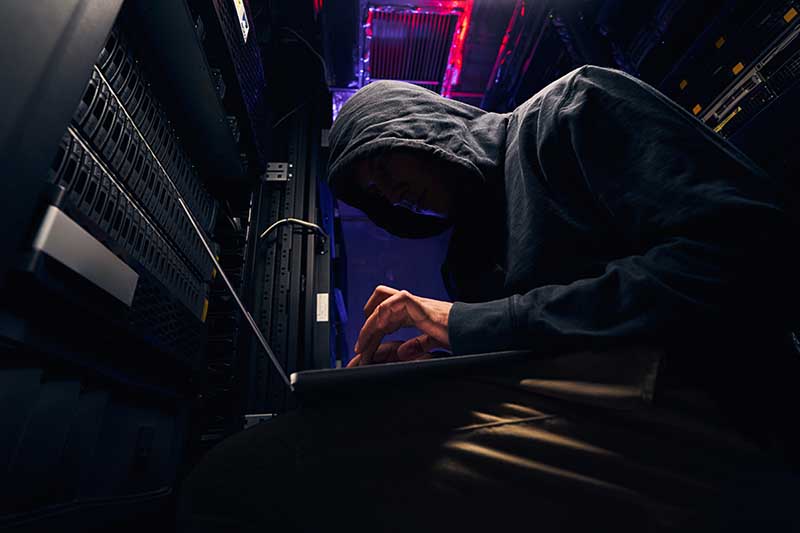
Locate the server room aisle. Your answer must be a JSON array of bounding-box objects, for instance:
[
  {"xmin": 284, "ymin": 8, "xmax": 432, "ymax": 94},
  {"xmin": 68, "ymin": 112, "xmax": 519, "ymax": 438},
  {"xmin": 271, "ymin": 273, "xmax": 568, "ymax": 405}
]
[{"xmin": 4, "ymin": 0, "xmax": 800, "ymax": 531}]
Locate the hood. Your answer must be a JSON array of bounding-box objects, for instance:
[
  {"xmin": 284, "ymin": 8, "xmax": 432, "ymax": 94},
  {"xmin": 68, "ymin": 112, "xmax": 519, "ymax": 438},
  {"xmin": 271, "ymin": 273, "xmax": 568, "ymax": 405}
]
[{"xmin": 327, "ymin": 80, "xmax": 508, "ymax": 238}]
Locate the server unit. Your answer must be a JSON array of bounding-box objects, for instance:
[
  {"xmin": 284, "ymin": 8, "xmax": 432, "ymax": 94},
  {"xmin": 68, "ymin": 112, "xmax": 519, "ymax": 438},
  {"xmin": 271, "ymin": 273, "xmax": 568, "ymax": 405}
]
[
  {"xmin": 657, "ymin": 0, "xmax": 800, "ymax": 212},
  {"xmin": 663, "ymin": 0, "xmax": 800, "ymax": 139}
]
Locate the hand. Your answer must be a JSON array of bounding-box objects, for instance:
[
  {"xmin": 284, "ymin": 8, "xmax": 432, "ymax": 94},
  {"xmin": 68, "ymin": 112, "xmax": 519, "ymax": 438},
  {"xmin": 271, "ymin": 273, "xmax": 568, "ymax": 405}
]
[
  {"xmin": 351, "ymin": 285, "xmax": 452, "ymax": 366},
  {"xmin": 347, "ymin": 341, "xmax": 433, "ymax": 367}
]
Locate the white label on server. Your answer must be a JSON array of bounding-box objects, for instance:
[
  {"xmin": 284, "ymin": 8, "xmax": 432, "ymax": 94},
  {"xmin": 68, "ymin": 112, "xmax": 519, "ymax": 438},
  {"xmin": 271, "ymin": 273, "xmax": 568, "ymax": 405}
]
[
  {"xmin": 316, "ymin": 293, "xmax": 329, "ymax": 322},
  {"xmin": 232, "ymin": 0, "xmax": 250, "ymax": 43},
  {"xmin": 33, "ymin": 206, "xmax": 139, "ymax": 306}
]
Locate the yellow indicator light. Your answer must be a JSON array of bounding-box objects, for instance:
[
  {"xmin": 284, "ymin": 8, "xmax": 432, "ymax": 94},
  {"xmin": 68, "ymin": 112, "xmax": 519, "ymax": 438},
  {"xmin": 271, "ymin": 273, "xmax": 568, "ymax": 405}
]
[
  {"xmin": 692, "ymin": 104, "xmax": 702, "ymax": 116},
  {"xmin": 785, "ymin": 7, "xmax": 797, "ymax": 23},
  {"xmin": 732, "ymin": 62, "xmax": 745, "ymax": 75},
  {"xmin": 201, "ymin": 299, "xmax": 209, "ymax": 322},
  {"xmin": 212, "ymin": 267, "xmax": 217, "ymax": 279},
  {"xmin": 715, "ymin": 36, "xmax": 726, "ymax": 49},
  {"xmin": 713, "ymin": 106, "xmax": 742, "ymax": 133},
  {"xmin": 679, "ymin": 79, "xmax": 688, "ymax": 90}
]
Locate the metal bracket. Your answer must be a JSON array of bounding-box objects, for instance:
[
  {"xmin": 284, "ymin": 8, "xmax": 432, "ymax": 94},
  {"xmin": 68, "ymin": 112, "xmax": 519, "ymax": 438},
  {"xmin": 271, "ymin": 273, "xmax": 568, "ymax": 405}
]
[
  {"xmin": 244, "ymin": 413, "xmax": 275, "ymax": 429},
  {"xmin": 262, "ymin": 161, "xmax": 292, "ymax": 182}
]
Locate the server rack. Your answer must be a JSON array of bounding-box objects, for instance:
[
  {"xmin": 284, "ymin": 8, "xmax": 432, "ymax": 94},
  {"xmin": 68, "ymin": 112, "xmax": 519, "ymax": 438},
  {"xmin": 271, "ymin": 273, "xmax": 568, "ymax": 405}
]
[
  {"xmin": 0, "ymin": 0, "xmax": 245, "ymax": 529},
  {"xmin": 74, "ymin": 28, "xmax": 218, "ymax": 278},
  {"xmin": 662, "ymin": 0, "xmax": 800, "ymax": 139}
]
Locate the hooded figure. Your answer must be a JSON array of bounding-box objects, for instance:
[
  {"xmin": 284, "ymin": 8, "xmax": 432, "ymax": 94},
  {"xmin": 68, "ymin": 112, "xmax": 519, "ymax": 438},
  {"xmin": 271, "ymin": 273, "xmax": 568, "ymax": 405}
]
[
  {"xmin": 328, "ymin": 66, "xmax": 796, "ymax": 374},
  {"xmin": 180, "ymin": 67, "xmax": 800, "ymax": 533}
]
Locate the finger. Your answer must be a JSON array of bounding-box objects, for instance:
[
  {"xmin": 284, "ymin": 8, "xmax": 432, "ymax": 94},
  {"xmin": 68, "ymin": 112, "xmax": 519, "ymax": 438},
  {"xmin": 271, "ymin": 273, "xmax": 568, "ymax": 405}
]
[
  {"xmin": 396, "ymin": 334, "xmax": 444, "ymax": 360},
  {"xmin": 363, "ymin": 285, "xmax": 398, "ymax": 318},
  {"xmin": 356, "ymin": 291, "xmax": 418, "ymax": 364},
  {"xmin": 347, "ymin": 353, "xmax": 362, "ymax": 368},
  {"xmin": 356, "ymin": 290, "xmax": 410, "ymax": 356},
  {"xmin": 372, "ymin": 341, "xmax": 404, "ymax": 364}
]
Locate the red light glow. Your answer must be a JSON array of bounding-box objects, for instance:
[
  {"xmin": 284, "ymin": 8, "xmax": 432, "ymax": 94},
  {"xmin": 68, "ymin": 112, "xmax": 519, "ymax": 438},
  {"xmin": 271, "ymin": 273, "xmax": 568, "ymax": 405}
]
[
  {"xmin": 442, "ymin": 0, "xmax": 474, "ymax": 98},
  {"xmin": 486, "ymin": 0, "xmax": 525, "ymax": 92}
]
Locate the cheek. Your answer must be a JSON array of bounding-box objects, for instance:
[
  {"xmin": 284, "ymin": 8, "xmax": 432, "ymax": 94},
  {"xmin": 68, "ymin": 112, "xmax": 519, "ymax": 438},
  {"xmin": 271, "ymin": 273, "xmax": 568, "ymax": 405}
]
[{"xmin": 433, "ymin": 175, "xmax": 455, "ymax": 201}]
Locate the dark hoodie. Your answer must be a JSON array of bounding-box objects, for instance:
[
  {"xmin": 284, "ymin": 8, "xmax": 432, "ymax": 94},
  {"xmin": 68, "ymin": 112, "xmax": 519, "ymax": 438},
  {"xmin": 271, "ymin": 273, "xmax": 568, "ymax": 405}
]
[{"xmin": 327, "ymin": 67, "xmax": 797, "ymax": 400}]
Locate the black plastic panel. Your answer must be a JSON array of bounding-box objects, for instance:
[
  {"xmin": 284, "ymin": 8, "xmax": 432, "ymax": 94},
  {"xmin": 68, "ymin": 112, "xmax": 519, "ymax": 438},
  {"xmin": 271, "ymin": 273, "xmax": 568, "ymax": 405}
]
[
  {"xmin": 0, "ymin": 342, "xmax": 184, "ymax": 527},
  {"xmin": 124, "ymin": 0, "xmax": 246, "ymax": 181},
  {"xmin": 0, "ymin": 0, "xmax": 124, "ymax": 285}
]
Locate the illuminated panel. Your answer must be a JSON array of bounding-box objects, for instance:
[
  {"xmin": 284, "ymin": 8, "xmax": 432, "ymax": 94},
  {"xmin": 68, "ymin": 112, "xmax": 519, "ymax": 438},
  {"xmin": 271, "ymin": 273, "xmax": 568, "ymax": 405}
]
[
  {"xmin": 362, "ymin": 1, "xmax": 474, "ymax": 97},
  {"xmin": 231, "ymin": 0, "xmax": 250, "ymax": 43}
]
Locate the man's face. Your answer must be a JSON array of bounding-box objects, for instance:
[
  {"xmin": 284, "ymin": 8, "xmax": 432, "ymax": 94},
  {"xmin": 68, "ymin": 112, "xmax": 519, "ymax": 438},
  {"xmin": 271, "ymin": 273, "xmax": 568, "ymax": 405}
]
[{"xmin": 352, "ymin": 151, "xmax": 455, "ymax": 219}]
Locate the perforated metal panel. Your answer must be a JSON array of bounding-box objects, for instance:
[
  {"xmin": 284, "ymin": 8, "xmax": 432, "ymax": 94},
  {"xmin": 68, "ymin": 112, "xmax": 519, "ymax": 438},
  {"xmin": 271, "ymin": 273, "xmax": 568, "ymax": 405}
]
[
  {"xmin": 369, "ymin": 10, "xmax": 458, "ymax": 88},
  {"xmin": 129, "ymin": 275, "xmax": 207, "ymax": 363}
]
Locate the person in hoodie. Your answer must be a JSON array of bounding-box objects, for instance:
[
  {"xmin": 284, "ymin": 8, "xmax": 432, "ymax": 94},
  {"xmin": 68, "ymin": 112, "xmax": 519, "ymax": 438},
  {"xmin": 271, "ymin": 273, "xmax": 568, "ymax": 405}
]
[
  {"xmin": 179, "ymin": 66, "xmax": 799, "ymax": 532},
  {"xmin": 329, "ymin": 67, "xmax": 795, "ymax": 373}
]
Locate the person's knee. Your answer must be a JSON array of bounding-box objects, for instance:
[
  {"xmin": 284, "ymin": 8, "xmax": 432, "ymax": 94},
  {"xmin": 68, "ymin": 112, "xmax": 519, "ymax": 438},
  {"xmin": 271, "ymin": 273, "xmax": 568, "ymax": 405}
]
[{"xmin": 177, "ymin": 414, "xmax": 299, "ymax": 532}]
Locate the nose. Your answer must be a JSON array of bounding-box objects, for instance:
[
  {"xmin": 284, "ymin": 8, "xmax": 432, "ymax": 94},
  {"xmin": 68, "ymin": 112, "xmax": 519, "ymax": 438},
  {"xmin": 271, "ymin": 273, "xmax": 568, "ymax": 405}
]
[
  {"xmin": 389, "ymin": 194, "xmax": 410, "ymax": 208},
  {"xmin": 385, "ymin": 183, "xmax": 409, "ymax": 206}
]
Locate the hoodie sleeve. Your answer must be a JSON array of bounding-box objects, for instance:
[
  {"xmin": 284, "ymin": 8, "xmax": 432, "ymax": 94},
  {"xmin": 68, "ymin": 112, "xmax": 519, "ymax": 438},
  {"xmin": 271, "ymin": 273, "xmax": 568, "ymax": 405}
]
[{"xmin": 448, "ymin": 66, "xmax": 794, "ymax": 356}]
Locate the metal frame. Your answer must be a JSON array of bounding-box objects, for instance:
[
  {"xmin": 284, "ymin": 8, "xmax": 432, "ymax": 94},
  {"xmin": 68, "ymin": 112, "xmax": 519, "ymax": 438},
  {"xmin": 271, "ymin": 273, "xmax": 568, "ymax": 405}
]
[{"xmin": 242, "ymin": 101, "xmax": 333, "ymax": 414}]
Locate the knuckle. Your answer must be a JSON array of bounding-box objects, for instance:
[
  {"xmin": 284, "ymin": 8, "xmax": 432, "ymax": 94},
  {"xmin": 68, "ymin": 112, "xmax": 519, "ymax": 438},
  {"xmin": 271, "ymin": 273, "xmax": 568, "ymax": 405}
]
[{"xmin": 375, "ymin": 304, "xmax": 388, "ymax": 328}]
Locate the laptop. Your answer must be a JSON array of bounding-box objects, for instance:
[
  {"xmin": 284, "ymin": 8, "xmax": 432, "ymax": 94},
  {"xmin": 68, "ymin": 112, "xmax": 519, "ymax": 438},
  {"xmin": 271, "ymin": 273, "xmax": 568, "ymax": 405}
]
[
  {"xmin": 289, "ymin": 349, "xmax": 534, "ymax": 395},
  {"xmin": 181, "ymin": 197, "xmax": 529, "ymax": 397}
]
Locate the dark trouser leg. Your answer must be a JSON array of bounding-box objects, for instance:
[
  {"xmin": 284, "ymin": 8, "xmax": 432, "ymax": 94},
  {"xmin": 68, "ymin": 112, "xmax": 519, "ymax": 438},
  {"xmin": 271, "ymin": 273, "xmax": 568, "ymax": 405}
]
[{"xmin": 178, "ymin": 362, "xmax": 783, "ymax": 532}]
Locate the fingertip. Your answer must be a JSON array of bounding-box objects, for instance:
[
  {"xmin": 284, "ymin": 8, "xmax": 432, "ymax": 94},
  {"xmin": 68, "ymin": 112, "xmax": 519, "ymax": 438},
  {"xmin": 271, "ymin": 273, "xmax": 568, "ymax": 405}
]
[
  {"xmin": 395, "ymin": 342, "xmax": 413, "ymax": 360},
  {"xmin": 396, "ymin": 336, "xmax": 421, "ymax": 360}
]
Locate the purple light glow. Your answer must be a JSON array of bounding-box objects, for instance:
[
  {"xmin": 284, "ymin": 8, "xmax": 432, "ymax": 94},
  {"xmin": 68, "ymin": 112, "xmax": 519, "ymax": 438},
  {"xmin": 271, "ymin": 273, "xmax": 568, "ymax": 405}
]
[{"xmin": 331, "ymin": 88, "xmax": 357, "ymax": 122}]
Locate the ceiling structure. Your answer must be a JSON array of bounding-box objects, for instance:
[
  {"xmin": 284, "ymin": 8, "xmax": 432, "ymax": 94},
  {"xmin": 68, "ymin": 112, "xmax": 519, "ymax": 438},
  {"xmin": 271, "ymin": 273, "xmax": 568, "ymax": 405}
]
[
  {"xmin": 323, "ymin": 0, "xmax": 800, "ymax": 114},
  {"xmin": 323, "ymin": 0, "xmax": 518, "ymax": 113}
]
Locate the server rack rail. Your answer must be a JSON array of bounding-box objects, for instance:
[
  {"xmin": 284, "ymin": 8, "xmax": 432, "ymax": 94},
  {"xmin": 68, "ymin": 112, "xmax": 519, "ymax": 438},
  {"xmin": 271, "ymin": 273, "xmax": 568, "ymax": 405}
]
[{"xmin": 241, "ymin": 104, "xmax": 333, "ymax": 415}]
